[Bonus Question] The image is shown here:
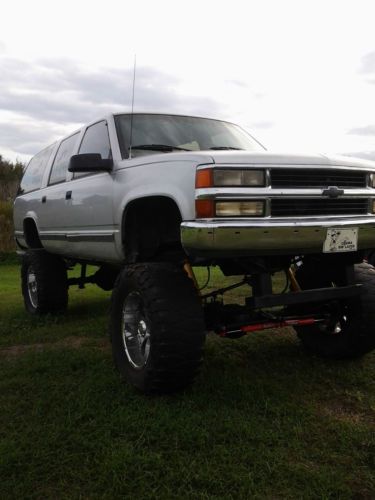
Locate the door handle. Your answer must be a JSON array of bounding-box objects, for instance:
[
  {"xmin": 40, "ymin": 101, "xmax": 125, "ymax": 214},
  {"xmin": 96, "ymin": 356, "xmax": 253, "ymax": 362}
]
[
  {"xmin": 41, "ymin": 196, "xmax": 47, "ymax": 203},
  {"xmin": 65, "ymin": 191, "xmax": 72, "ymax": 200}
]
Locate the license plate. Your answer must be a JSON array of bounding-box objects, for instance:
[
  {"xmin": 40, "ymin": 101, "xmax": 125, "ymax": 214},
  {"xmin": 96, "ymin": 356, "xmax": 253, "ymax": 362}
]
[{"xmin": 323, "ymin": 228, "xmax": 358, "ymax": 253}]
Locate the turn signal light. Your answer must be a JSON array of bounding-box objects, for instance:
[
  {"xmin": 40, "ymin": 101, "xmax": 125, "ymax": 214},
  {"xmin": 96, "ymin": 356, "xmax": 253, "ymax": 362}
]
[
  {"xmin": 195, "ymin": 168, "xmax": 213, "ymax": 188},
  {"xmin": 195, "ymin": 199, "xmax": 215, "ymax": 218}
]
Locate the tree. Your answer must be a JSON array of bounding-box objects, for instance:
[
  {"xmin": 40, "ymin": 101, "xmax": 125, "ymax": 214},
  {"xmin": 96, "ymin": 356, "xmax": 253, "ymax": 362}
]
[
  {"xmin": 0, "ymin": 155, "xmax": 25, "ymax": 201},
  {"xmin": 0, "ymin": 155, "xmax": 25, "ymax": 252}
]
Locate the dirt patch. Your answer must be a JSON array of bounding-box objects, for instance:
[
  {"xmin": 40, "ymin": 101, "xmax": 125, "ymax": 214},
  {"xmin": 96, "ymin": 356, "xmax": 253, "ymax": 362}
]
[
  {"xmin": 318, "ymin": 400, "xmax": 374, "ymax": 426},
  {"xmin": 0, "ymin": 336, "xmax": 110, "ymax": 358}
]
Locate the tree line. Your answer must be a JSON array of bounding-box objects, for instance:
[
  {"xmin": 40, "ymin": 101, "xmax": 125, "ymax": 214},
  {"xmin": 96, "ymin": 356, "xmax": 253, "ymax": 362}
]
[
  {"xmin": 0, "ymin": 155, "xmax": 24, "ymax": 201},
  {"xmin": 0, "ymin": 155, "xmax": 25, "ymax": 252}
]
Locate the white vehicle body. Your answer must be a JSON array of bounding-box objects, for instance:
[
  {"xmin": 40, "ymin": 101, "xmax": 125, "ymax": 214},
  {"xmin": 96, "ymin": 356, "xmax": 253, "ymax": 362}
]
[
  {"xmin": 13, "ymin": 112, "xmax": 375, "ymax": 264},
  {"xmin": 14, "ymin": 112, "xmax": 375, "ymax": 393}
]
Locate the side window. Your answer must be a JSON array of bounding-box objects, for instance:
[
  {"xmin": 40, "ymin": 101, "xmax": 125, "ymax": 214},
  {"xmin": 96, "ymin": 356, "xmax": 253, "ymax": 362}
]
[
  {"xmin": 19, "ymin": 144, "xmax": 55, "ymax": 194},
  {"xmin": 49, "ymin": 133, "xmax": 79, "ymax": 185},
  {"xmin": 75, "ymin": 121, "xmax": 111, "ymax": 178}
]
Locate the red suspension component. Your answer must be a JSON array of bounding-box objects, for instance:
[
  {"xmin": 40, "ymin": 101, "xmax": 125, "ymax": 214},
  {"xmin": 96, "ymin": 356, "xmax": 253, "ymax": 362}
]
[{"xmin": 219, "ymin": 317, "xmax": 321, "ymax": 338}]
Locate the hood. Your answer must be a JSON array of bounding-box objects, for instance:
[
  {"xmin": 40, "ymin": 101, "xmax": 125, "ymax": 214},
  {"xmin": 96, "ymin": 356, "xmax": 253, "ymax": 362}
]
[
  {"xmin": 119, "ymin": 150, "xmax": 375, "ymax": 171},
  {"xmin": 206, "ymin": 150, "xmax": 375, "ymax": 170}
]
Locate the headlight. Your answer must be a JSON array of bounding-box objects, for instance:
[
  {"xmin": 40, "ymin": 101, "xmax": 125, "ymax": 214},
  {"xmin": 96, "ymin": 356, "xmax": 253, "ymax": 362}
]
[
  {"xmin": 215, "ymin": 201, "xmax": 265, "ymax": 217},
  {"xmin": 214, "ymin": 169, "xmax": 265, "ymax": 187}
]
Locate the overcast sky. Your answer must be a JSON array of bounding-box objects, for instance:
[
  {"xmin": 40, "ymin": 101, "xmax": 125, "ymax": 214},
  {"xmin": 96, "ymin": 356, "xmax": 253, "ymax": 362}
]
[{"xmin": 2, "ymin": 0, "xmax": 375, "ymax": 163}]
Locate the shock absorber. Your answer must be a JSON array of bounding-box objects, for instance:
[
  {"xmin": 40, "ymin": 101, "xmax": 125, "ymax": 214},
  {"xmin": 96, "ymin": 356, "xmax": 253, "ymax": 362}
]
[
  {"xmin": 183, "ymin": 260, "xmax": 200, "ymax": 293},
  {"xmin": 288, "ymin": 266, "xmax": 301, "ymax": 292}
]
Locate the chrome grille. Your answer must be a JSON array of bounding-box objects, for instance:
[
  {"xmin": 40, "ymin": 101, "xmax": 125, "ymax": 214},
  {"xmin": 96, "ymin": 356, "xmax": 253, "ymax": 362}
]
[
  {"xmin": 270, "ymin": 168, "xmax": 367, "ymax": 188},
  {"xmin": 271, "ymin": 198, "xmax": 369, "ymax": 217}
]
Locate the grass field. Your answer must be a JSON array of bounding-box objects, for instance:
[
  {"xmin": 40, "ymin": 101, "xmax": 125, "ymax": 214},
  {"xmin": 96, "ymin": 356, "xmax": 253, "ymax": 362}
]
[{"xmin": 0, "ymin": 256, "xmax": 374, "ymax": 499}]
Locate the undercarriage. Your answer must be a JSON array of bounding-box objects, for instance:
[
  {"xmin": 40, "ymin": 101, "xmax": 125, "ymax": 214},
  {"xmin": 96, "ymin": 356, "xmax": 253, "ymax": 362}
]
[
  {"xmin": 182, "ymin": 256, "xmax": 363, "ymax": 341},
  {"xmin": 20, "ymin": 249, "xmax": 375, "ymax": 393}
]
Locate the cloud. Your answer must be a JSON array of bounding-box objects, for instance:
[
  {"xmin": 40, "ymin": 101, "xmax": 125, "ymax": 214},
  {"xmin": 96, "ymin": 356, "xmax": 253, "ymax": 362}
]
[
  {"xmin": 348, "ymin": 125, "xmax": 375, "ymax": 136},
  {"xmin": 359, "ymin": 51, "xmax": 375, "ymax": 74},
  {"xmin": 358, "ymin": 52, "xmax": 375, "ymax": 86},
  {"xmin": 226, "ymin": 79, "xmax": 248, "ymax": 88},
  {"xmin": 0, "ymin": 121, "xmax": 68, "ymax": 155},
  {"xmin": 342, "ymin": 151, "xmax": 375, "ymax": 162},
  {"xmin": 251, "ymin": 121, "xmax": 274, "ymax": 129},
  {"xmin": 0, "ymin": 56, "xmax": 222, "ymax": 157}
]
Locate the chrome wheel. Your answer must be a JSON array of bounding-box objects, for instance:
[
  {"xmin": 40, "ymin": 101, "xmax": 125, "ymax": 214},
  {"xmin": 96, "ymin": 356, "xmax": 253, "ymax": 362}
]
[
  {"xmin": 111, "ymin": 263, "xmax": 205, "ymax": 393},
  {"xmin": 27, "ymin": 266, "xmax": 38, "ymax": 308},
  {"xmin": 121, "ymin": 292, "xmax": 151, "ymax": 369}
]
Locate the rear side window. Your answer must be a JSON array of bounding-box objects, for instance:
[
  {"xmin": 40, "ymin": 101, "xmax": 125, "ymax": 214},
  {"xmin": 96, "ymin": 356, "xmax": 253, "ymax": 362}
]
[
  {"xmin": 49, "ymin": 133, "xmax": 79, "ymax": 185},
  {"xmin": 19, "ymin": 144, "xmax": 55, "ymax": 194},
  {"xmin": 74, "ymin": 121, "xmax": 111, "ymax": 178}
]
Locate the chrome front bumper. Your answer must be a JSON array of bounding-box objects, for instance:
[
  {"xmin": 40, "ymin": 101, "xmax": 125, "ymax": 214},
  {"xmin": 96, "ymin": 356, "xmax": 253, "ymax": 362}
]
[{"xmin": 181, "ymin": 217, "xmax": 375, "ymax": 257}]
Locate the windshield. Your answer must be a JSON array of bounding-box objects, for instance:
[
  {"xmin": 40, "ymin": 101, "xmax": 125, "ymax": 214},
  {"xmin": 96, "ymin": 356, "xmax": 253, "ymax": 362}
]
[{"xmin": 115, "ymin": 114, "xmax": 265, "ymax": 159}]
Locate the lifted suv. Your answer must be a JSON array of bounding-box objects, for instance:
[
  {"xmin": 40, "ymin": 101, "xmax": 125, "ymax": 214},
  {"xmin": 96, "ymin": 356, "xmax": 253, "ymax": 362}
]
[{"xmin": 13, "ymin": 112, "xmax": 375, "ymax": 393}]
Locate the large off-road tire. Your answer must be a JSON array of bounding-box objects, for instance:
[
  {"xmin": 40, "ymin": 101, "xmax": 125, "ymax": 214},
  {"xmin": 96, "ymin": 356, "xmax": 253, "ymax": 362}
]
[
  {"xmin": 295, "ymin": 262, "xmax": 375, "ymax": 359},
  {"xmin": 110, "ymin": 263, "xmax": 206, "ymax": 394},
  {"xmin": 365, "ymin": 250, "xmax": 375, "ymax": 267},
  {"xmin": 21, "ymin": 250, "xmax": 68, "ymax": 314}
]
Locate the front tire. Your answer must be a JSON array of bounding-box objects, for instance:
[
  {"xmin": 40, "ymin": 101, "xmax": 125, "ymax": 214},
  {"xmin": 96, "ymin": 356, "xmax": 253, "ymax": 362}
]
[
  {"xmin": 295, "ymin": 262, "xmax": 375, "ymax": 359},
  {"xmin": 110, "ymin": 263, "xmax": 205, "ymax": 394},
  {"xmin": 21, "ymin": 250, "xmax": 68, "ymax": 314}
]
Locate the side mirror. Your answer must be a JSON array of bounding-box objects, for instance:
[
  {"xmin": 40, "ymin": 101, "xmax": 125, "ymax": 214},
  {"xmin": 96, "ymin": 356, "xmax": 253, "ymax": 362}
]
[{"xmin": 68, "ymin": 154, "xmax": 113, "ymax": 173}]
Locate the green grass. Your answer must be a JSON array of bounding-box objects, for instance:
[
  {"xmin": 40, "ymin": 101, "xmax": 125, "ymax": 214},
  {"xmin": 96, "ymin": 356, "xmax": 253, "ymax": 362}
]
[{"xmin": 0, "ymin": 258, "xmax": 374, "ymax": 499}]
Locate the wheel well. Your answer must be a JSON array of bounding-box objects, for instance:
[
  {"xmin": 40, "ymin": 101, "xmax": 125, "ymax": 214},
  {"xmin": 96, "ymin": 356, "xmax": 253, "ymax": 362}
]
[
  {"xmin": 23, "ymin": 218, "xmax": 43, "ymax": 249},
  {"xmin": 122, "ymin": 197, "xmax": 183, "ymax": 262}
]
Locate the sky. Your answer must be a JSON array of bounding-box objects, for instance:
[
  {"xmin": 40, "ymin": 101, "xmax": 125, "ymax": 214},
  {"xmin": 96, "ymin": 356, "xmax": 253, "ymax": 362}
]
[{"xmin": 1, "ymin": 0, "xmax": 375, "ymax": 163}]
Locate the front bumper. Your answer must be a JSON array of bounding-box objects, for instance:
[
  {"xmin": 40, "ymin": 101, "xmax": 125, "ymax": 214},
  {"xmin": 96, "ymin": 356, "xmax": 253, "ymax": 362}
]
[{"xmin": 181, "ymin": 217, "xmax": 375, "ymax": 257}]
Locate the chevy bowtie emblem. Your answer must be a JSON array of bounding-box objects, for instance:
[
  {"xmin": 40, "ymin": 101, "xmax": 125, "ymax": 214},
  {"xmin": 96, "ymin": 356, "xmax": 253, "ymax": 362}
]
[{"xmin": 322, "ymin": 186, "xmax": 344, "ymax": 198}]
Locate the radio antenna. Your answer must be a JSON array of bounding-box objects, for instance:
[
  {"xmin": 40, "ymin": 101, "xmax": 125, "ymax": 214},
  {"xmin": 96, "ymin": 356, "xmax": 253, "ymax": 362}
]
[{"xmin": 129, "ymin": 54, "xmax": 137, "ymax": 159}]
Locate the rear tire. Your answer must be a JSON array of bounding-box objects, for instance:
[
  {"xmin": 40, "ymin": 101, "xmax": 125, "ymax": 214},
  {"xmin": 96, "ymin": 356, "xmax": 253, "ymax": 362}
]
[
  {"xmin": 366, "ymin": 250, "xmax": 375, "ymax": 267},
  {"xmin": 21, "ymin": 250, "xmax": 68, "ymax": 314},
  {"xmin": 295, "ymin": 262, "xmax": 375, "ymax": 359},
  {"xmin": 110, "ymin": 262, "xmax": 205, "ymax": 394}
]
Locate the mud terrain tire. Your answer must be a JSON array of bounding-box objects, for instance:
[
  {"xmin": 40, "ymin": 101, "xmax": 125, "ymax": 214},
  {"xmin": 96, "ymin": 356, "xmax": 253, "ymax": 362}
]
[
  {"xmin": 21, "ymin": 249, "xmax": 68, "ymax": 314},
  {"xmin": 295, "ymin": 262, "xmax": 375, "ymax": 359},
  {"xmin": 110, "ymin": 263, "xmax": 205, "ymax": 393}
]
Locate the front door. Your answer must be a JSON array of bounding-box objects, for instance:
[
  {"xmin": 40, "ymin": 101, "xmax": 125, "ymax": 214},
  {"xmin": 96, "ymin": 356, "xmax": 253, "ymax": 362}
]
[{"xmin": 62, "ymin": 120, "xmax": 118, "ymax": 262}]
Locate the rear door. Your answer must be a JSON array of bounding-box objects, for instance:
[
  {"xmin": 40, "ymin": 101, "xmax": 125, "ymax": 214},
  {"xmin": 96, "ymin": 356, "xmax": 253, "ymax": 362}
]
[
  {"xmin": 37, "ymin": 132, "xmax": 81, "ymax": 255},
  {"xmin": 14, "ymin": 144, "xmax": 56, "ymax": 248}
]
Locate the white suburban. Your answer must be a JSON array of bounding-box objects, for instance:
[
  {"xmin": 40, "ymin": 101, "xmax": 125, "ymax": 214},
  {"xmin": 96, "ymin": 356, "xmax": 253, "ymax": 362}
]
[{"xmin": 13, "ymin": 113, "xmax": 375, "ymax": 393}]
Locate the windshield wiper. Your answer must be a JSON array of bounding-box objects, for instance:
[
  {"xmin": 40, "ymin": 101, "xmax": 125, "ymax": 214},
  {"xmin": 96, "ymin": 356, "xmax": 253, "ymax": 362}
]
[
  {"xmin": 209, "ymin": 146, "xmax": 244, "ymax": 150},
  {"xmin": 131, "ymin": 144, "xmax": 192, "ymax": 152}
]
